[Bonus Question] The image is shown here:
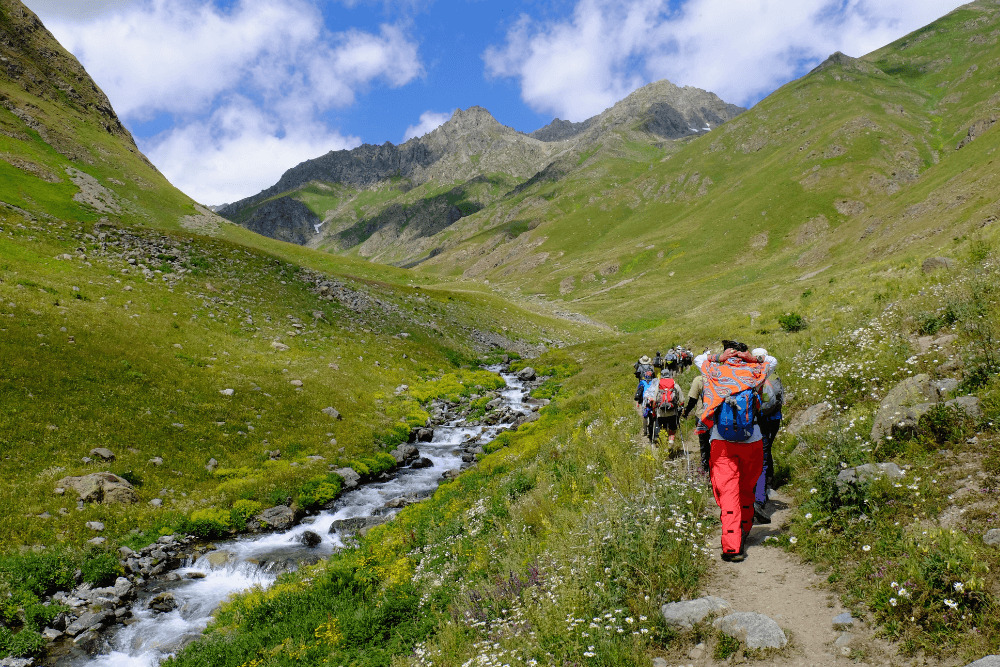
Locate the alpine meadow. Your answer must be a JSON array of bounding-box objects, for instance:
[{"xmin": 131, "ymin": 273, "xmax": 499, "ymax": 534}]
[{"xmin": 2, "ymin": 0, "xmax": 1000, "ymax": 666}]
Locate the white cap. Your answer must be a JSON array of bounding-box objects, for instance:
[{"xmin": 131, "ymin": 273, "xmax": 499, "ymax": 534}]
[{"xmin": 752, "ymin": 347, "xmax": 767, "ymax": 357}]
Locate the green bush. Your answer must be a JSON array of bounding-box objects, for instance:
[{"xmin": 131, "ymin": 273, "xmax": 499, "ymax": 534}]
[
  {"xmin": 778, "ymin": 312, "xmax": 806, "ymax": 332},
  {"xmin": 297, "ymin": 475, "xmax": 344, "ymax": 511},
  {"xmin": 230, "ymin": 499, "xmax": 263, "ymax": 530},
  {"xmin": 0, "ymin": 551, "xmax": 75, "ymax": 597},
  {"xmin": 0, "ymin": 626, "xmax": 46, "ymax": 658},
  {"xmin": 80, "ymin": 550, "xmax": 124, "ymax": 586},
  {"xmin": 185, "ymin": 507, "xmax": 232, "ymax": 539},
  {"xmin": 349, "ymin": 460, "xmax": 371, "ymax": 477}
]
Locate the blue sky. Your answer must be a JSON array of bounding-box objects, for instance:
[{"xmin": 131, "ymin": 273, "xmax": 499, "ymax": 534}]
[{"xmin": 24, "ymin": 0, "xmax": 967, "ymax": 205}]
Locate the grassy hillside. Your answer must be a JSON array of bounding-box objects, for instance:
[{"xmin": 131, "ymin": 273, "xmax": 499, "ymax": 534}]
[
  {"xmin": 2, "ymin": 0, "xmax": 1000, "ymax": 664},
  {"xmin": 416, "ymin": 1, "xmax": 1000, "ymax": 332}
]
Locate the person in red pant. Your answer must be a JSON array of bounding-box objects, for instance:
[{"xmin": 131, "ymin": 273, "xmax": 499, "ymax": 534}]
[{"xmin": 694, "ymin": 341, "xmax": 769, "ymax": 562}]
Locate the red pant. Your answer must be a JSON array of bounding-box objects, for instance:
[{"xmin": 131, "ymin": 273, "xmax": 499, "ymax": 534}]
[{"xmin": 710, "ymin": 438, "xmax": 763, "ymax": 554}]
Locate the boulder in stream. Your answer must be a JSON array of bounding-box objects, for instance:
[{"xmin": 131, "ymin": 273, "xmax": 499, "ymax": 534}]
[{"xmin": 299, "ymin": 530, "xmax": 322, "ymax": 548}]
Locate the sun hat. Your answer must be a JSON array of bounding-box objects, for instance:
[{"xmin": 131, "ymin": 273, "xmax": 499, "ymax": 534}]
[{"xmin": 639, "ymin": 355, "xmax": 651, "ymax": 364}]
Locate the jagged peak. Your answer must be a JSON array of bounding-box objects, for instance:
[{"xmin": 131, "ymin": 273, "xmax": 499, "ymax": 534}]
[{"xmin": 810, "ymin": 51, "xmax": 859, "ymax": 74}]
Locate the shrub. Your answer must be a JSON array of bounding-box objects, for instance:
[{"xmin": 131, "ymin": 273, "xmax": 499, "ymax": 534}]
[
  {"xmin": 298, "ymin": 476, "xmax": 344, "ymax": 511},
  {"xmin": 185, "ymin": 507, "xmax": 232, "ymax": 539},
  {"xmin": 0, "ymin": 551, "xmax": 75, "ymax": 597},
  {"xmin": 778, "ymin": 312, "xmax": 806, "ymax": 332},
  {"xmin": 0, "ymin": 626, "xmax": 46, "ymax": 658},
  {"xmin": 349, "ymin": 460, "xmax": 371, "ymax": 477},
  {"xmin": 230, "ymin": 499, "xmax": 263, "ymax": 530},
  {"xmin": 80, "ymin": 550, "xmax": 124, "ymax": 586}
]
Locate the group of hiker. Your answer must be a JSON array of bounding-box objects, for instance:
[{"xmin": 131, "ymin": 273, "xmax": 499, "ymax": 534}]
[{"xmin": 632, "ymin": 339, "xmax": 784, "ymax": 563}]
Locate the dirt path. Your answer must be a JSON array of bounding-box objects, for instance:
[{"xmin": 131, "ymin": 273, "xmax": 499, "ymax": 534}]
[{"xmin": 653, "ymin": 444, "xmax": 913, "ymax": 666}]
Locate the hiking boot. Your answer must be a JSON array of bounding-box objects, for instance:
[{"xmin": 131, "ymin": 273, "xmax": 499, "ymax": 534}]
[
  {"xmin": 753, "ymin": 501, "xmax": 771, "ymax": 525},
  {"xmin": 721, "ymin": 551, "xmax": 746, "ymax": 563}
]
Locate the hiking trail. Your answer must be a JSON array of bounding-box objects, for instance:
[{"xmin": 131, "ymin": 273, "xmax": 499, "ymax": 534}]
[{"xmin": 652, "ymin": 445, "xmax": 950, "ymax": 666}]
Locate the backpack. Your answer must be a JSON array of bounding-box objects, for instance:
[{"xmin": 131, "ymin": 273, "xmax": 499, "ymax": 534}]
[
  {"xmin": 635, "ymin": 377, "xmax": 655, "ymax": 403},
  {"xmin": 715, "ymin": 387, "xmax": 760, "ymax": 441},
  {"xmin": 664, "ymin": 351, "xmax": 677, "ymax": 368},
  {"xmin": 654, "ymin": 378, "xmax": 680, "ymax": 413},
  {"xmin": 643, "ymin": 380, "xmax": 660, "ymax": 408},
  {"xmin": 636, "ymin": 364, "xmax": 655, "ymax": 381},
  {"xmin": 761, "ymin": 376, "xmax": 784, "ymax": 417}
]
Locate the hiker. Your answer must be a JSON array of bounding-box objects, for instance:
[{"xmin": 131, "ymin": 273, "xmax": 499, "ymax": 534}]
[
  {"xmin": 752, "ymin": 347, "xmax": 783, "ymax": 525},
  {"xmin": 662, "ymin": 348, "xmax": 679, "ymax": 376},
  {"xmin": 634, "ymin": 354, "xmax": 654, "ymax": 380},
  {"xmin": 650, "ymin": 369, "xmax": 683, "ymax": 447},
  {"xmin": 633, "ymin": 360, "xmax": 657, "ymax": 440},
  {"xmin": 682, "ymin": 354, "xmax": 712, "ymax": 473},
  {"xmin": 694, "ymin": 341, "xmax": 770, "ymax": 562}
]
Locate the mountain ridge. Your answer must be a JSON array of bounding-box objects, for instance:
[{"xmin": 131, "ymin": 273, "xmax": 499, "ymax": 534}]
[{"xmin": 216, "ymin": 80, "xmax": 745, "ymax": 259}]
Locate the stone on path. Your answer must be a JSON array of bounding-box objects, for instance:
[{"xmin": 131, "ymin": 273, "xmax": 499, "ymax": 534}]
[
  {"xmin": 832, "ymin": 612, "xmax": 856, "ymax": 630},
  {"xmin": 713, "ymin": 612, "xmax": 787, "ymax": 649},
  {"xmin": 660, "ymin": 596, "xmax": 732, "ymax": 630},
  {"xmin": 964, "ymin": 657, "xmax": 1000, "ymax": 667}
]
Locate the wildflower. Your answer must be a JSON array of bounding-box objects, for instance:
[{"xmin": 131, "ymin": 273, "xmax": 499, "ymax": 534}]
[
  {"xmin": 954, "ymin": 582, "xmax": 965, "ymax": 593},
  {"xmin": 810, "ymin": 488, "xmax": 818, "ymax": 494},
  {"xmin": 789, "ymin": 536, "xmax": 798, "ymax": 544},
  {"xmin": 889, "ymin": 598, "xmax": 897, "ymax": 606},
  {"xmin": 898, "ymin": 588, "xmax": 909, "ymax": 598},
  {"xmin": 944, "ymin": 599, "xmax": 958, "ymax": 609},
  {"xmin": 805, "ymin": 513, "xmax": 813, "ymax": 519},
  {"xmin": 862, "ymin": 545, "xmax": 871, "ymax": 552}
]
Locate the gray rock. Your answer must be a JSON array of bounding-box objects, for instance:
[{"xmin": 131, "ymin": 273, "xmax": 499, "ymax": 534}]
[
  {"xmin": 73, "ymin": 629, "xmax": 102, "ymax": 652},
  {"xmin": 516, "ymin": 367, "xmax": 536, "ymax": 381},
  {"xmin": 964, "ymin": 657, "xmax": 1000, "ymax": 667},
  {"xmin": 85, "ymin": 521, "xmax": 105, "ymax": 532},
  {"xmin": 219, "ymin": 388, "xmax": 235, "ymax": 396},
  {"xmin": 334, "ymin": 467, "xmax": 361, "ymax": 490},
  {"xmin": 871, "ymin": 374, "xmax": 942, "ymax": 441},
  {"xmin": 299, "ymin": 530, "xmax": 322, "ymax": 548},
  {"xmin": 922, "ymin": 257, "xmax": 955, "ymax": 273},
  {"xmin": 945, "ymin": 395, "xmax": 981, "ymax": 420},
  {"xmin": 148, "ymin": 591, "xmax": 177, "ymax": 613},
  {"xmin": 713, "ymin": 612, "xmax": 787, "ymax": 649},
  {"xmin": 983, "ymin": 529, "xmax": 1000, "ymax": 547},
  {"xmin": 322, "ymin": 406, "xmax": 342, "ymax": 420},
  {"xmin": 329, "ymin": 516, "xmax": 387, "ymax": 535},
  {"xmin": 205, "ymin": 550, "xmax": 234, "ymax": 568},
  {"xmin": 56, "ymin": 472, "xmax": 139, "ymax": 504},
  {"xmin": 205, "ymin": 457, "xmax": 218, "ymax": 472},
  {"xmin": 389, "ymin": 443, "xmax": 419, "ymax": 465},
  {"xmin": 837, "ymin": 462, "xmax": 905, "ymax": 490},
  {"xmin": 65, "ymin": 609, "xmax": 113, "ymax": 636},
  {"xmin": 441, "ymin": 469, "xmax": 461, "ymax": 481},
  {"xmin": 932, "ymin": 378, "xmax": 960, "ymax": 395},
  {"xmin": 410, "ymin": 457, "xmax": 433, "ymax": 469},
  {"xmin": 87, "ymin": 537, "xmax": 106, "ymax": 546},
  {"xmin": 149, "ymin": 498, "xmax": 163, "ymax": 507},
  {"xmin": 148, "ymin": 457, "xmax": 163, "ymax": 466},
  {"xmin": 786, "ymin": 401, "xmax": 832, "ymax": 435},
  {"xmin": 832, "ymin": 612, "xmax": 856, "ymax": 630},
  {"xmin": 660, "ymin": 596, "xmax": 731, "ymax": 630},
  {"xmin": 89, "ymin": 447, "xmax": 115, "ymax": 461},
  {"xmin": 417, "ymin": 427, "xmax": 434, "ymax": 442},
  {"xmin": 256, "ymin": 505, "xmax": 296, "ymax": 530},
  {"xmin": 42, "ymin": 627, "xmax": 64, "ymax": 641}
]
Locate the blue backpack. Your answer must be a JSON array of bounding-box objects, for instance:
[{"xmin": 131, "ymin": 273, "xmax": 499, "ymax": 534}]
[{"xmin": 715, "ymin": 387, "xmax": 760, "ymax": 441}]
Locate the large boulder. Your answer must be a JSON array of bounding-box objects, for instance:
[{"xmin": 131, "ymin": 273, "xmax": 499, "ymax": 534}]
[
  {"xmin": 713, "ymin": 612, "xmax": 787, "ymax": 649},
  {"xmin": 964, "ymin": 657, "xmax": 1000, "ymax": 667},
  {"xmin": 836, "ymin": 462, "xmax": 905, "ymax": 491},
  {"xmin": 516, "ymin": 367, "xmax": 536, "ymax": 381},
  {"xmin": 871, "ymin": 374, "xmax": 943, "ymax": 441},
  {"xmin": 786, "ymin": 402, "xmax": 832, "ymax": 435},
  {"xmin": 660, "ymin": 596, "xmax": 731, "ymax": 630},
  {"xmin": 334, "ymin": 467, "xmax": 361, "ymax": 490},
  {"xmin": 922, "ymin": 257, "xmax": 955, "ymax": 273},
  {"xmin": 255, "ymin": 505, "xmax": 296, "ymax": 530},
  {"xmin": 56, "ymin": 472, "xmax": 139, "ymax": 504}
]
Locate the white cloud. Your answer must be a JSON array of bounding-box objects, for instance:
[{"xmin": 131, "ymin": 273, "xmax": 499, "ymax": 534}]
[
  {"xmin": 28, "ymin": 0, "xmax": 424, "ymax": 203},
  {"xmin": 485, "ymin": 0, "xmax": 968, "ymax": 120},
  {"xmin": 402, "ymin": 109, "xmax": 454, "ymax": 142},
  {"xmin": 40, "ymin": 0, "xmax": 422, "ymax": 120},
  {"xmin": 144, "ymin": 98, "xmax": 361, "ymax": 205}
]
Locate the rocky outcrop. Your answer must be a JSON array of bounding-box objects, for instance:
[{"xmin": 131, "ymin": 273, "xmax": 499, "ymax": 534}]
[
  {"xmin": 56, "ymin": 472, "xmax": 138, "ymax": 504},
  {"xmin": 240, "ymin": 196, "xmax": 319, "ymax": 245}
]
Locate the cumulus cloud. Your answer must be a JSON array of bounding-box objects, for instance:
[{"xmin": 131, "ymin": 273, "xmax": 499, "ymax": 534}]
[
  {"xmin": 144, "ymin": 97, "xmax": 361, "ymax": 205},
  {"xmin": 485, "ymin": 0, "xmax": 967, "ymax": 121},
  {"xmin": 402, "ymin": 109, "xmax": 454, "ymax": 142},
  {"xmin": 29, "ymin": 0, "xmax": 422, "ymax": 202}
]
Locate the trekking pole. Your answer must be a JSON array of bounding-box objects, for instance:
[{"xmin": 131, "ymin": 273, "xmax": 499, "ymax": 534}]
[{"xmin": 679, "ymin": 420, "xmax": 690, "ymax": 477}]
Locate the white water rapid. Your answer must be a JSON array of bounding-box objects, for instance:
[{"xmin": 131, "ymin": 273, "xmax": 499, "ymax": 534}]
[{"xmin": 66, "ymin": 369, "xmax": 530, "ymax": 667}]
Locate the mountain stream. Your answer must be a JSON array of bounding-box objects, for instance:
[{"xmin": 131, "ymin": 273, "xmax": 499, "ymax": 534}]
[{"xmin": 67, "ymin": 369, "xmax": 531, "ymax": 667}]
